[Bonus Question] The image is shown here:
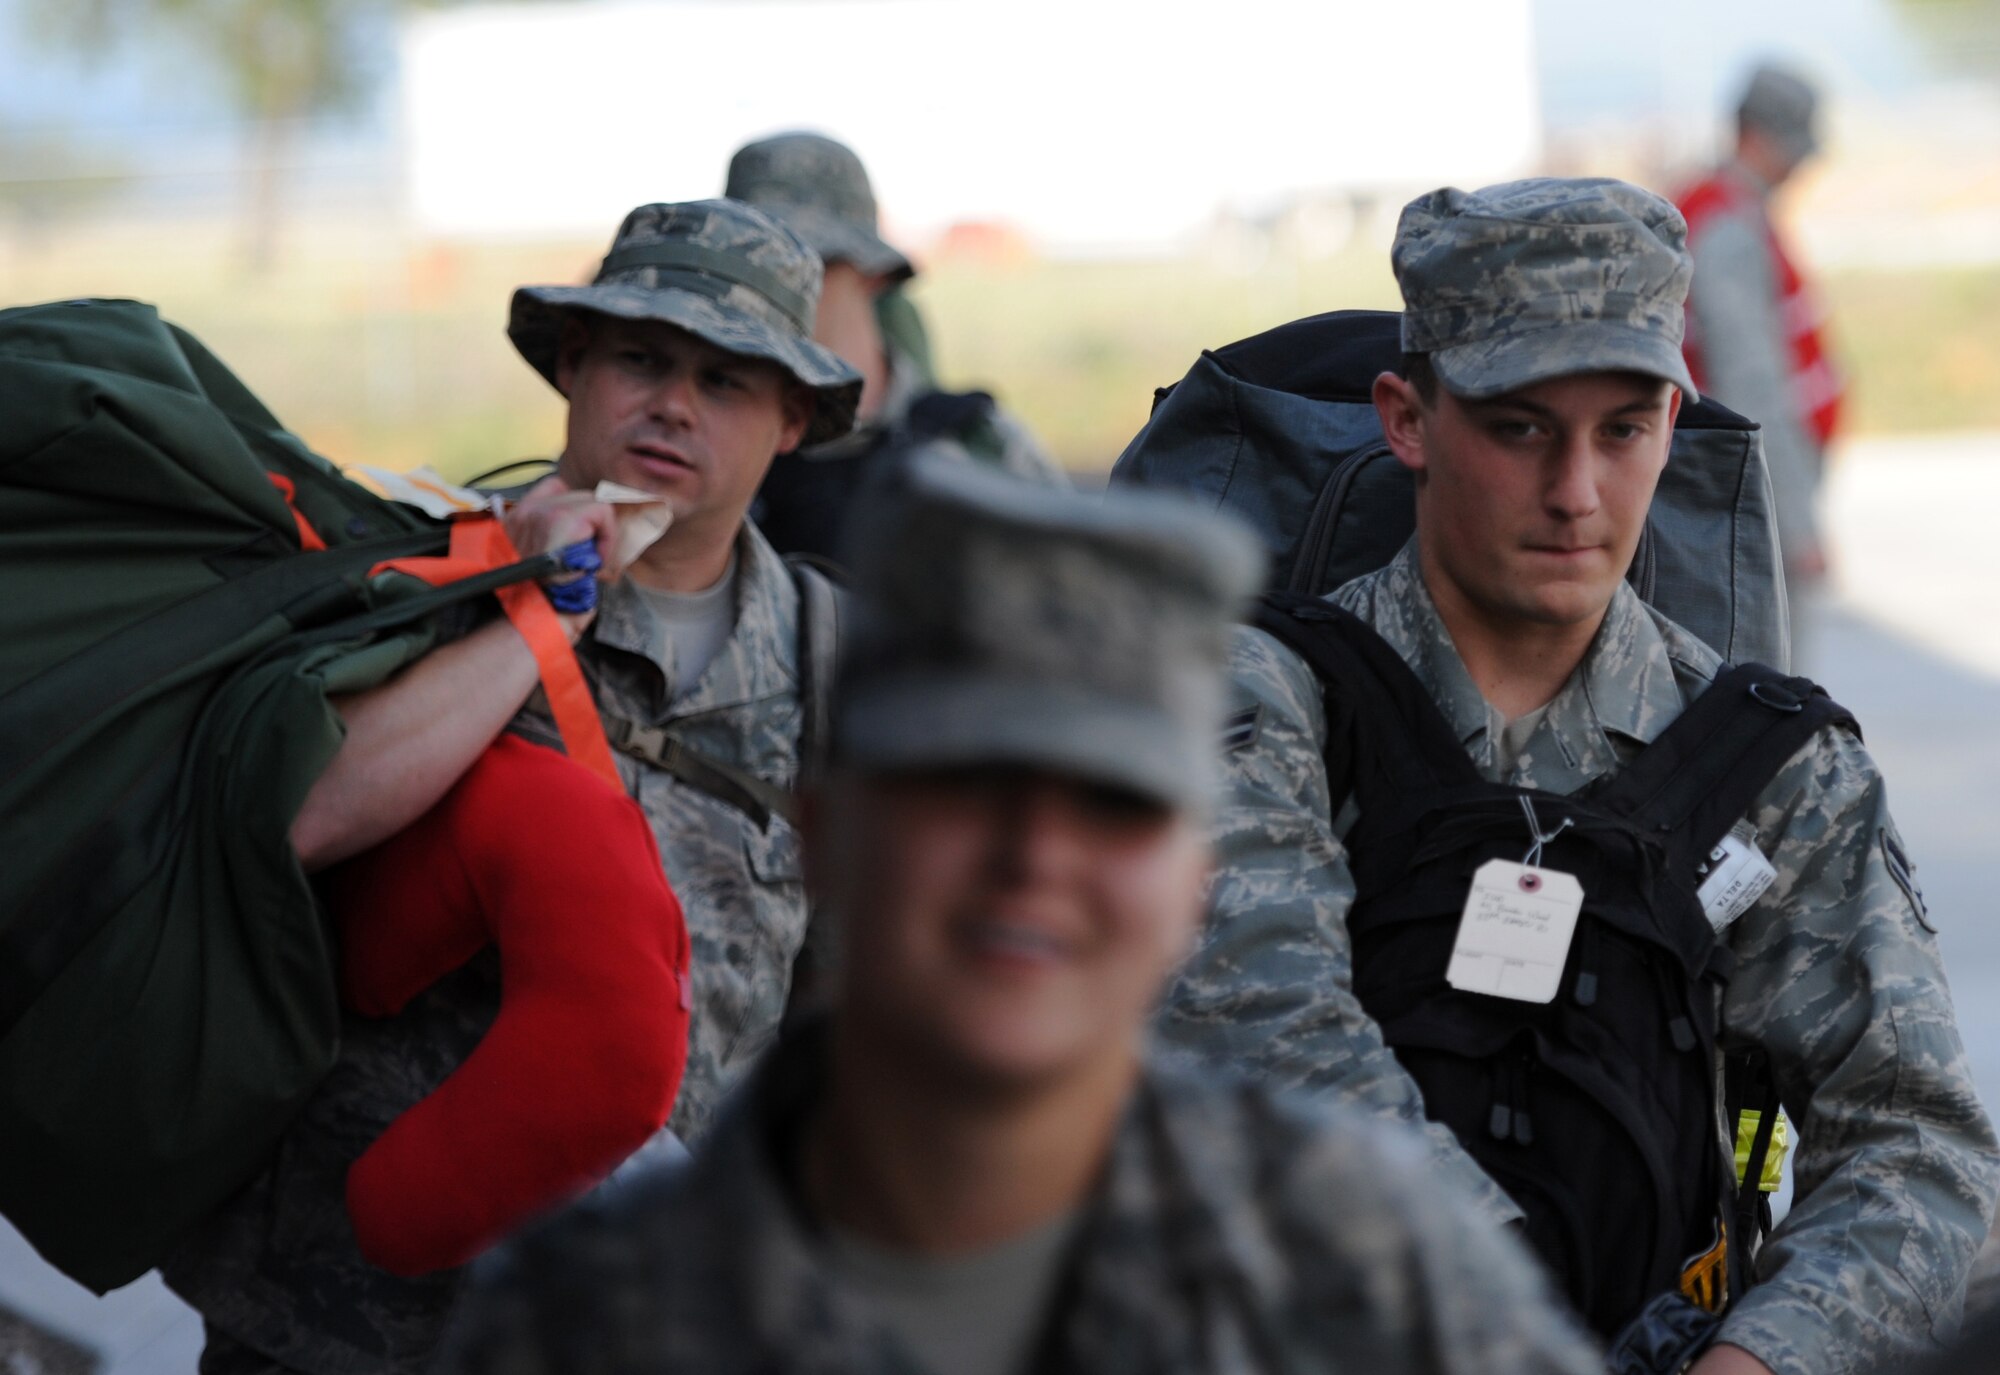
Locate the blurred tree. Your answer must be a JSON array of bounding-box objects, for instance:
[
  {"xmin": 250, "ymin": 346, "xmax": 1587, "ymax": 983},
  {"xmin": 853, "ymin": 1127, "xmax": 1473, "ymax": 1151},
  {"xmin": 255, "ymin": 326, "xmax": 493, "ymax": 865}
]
[
  {"xmin": 23, "ymin": 0, "xmax": 399, "ymax": 271},
  {"xmin": 1886, "ymin": 0, "xmax": 2000, "ymax": 86}
]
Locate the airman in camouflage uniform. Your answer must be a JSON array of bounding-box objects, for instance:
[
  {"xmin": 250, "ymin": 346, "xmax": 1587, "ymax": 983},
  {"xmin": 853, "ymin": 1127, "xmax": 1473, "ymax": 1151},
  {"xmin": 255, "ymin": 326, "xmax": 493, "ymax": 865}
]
[
  {"xmin": 437, "ymin": 456, "xmax": 1603, "ymax": 1375},
  {"xmin": 1156, "ymin": 178, "xmax": 2000, "ymax": 1375},
  {"xmin": 726, "ymin": 132, "xmax": 1063, "ymax": 564},
  {"xmin": 163, "ymin": 200, "xmax": 865, "ymax": 1373}
]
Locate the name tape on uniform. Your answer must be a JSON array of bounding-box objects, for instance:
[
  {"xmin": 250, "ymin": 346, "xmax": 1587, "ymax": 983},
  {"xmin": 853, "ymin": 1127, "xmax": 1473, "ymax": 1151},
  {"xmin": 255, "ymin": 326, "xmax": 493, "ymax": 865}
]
[
  {"xmin": 1696, "ymin": 825, "xmax": 1776, "ymax": 931},
  {"xmin": 1447, "ymin": 859, "xmax": 1584, "ymax": 1004}
]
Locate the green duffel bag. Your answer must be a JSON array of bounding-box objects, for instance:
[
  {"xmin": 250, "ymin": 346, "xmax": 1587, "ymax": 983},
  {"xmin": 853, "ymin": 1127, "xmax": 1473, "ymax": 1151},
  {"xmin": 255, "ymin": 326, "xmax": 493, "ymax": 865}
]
[{"xmin": 0, "ymin": 298, "xmax": 554, "ymax": 1292}]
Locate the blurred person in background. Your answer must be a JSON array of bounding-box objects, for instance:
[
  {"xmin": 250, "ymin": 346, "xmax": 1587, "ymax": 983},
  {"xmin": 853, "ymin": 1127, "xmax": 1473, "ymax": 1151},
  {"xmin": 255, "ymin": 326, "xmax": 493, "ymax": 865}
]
[
  {"xmin": 1677, "ymin": 62, "xmax": 1846, "ymax": 671},
  {"xmin": 437, "ymin": 456, "xmax": 1603, "ymax": 1375},
  {"xmin": 725, "ymin": 131, "xmax": 1065, "ymax": 567},
  {"xmin": 161, "ymin": 198, "xmax": 862, "ymax": 1375}
]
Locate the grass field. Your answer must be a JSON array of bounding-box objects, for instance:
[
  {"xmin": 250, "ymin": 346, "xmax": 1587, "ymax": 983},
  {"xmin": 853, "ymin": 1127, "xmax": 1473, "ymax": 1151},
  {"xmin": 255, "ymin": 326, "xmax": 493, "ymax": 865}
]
[{"xmin": 1, "ymin": 218, "xmax": 1994, "ymax": 477}]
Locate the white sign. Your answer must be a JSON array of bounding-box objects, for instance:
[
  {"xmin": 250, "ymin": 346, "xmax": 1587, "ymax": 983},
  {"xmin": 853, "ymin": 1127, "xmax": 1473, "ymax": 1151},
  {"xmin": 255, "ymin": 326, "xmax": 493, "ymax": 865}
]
[{"xmin": 400, "ymin": 0, "xmax": 1539, "ymax": 251}]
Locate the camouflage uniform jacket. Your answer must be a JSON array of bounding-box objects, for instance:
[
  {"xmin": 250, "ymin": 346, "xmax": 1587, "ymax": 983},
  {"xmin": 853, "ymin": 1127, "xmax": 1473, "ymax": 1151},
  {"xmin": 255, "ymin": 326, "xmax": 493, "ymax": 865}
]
[
  {"xmin": 437, "ymin": 1024, "xmax": 1604, "ymax": 1375},
  {"xmin": 1156, "ymin": 540, "xmax": 2000, "ymax": 1375},
  {"xmin": 161, "ymin": 522, "xmax": 816, "ymax": 1375}
]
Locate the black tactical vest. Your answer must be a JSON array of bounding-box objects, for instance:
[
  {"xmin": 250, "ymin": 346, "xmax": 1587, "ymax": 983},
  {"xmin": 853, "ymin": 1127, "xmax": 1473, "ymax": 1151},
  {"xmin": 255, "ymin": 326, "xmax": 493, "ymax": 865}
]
[{"xmin": 1256, "ymin": 593, "xmax": 1855, "ymax": 1337}]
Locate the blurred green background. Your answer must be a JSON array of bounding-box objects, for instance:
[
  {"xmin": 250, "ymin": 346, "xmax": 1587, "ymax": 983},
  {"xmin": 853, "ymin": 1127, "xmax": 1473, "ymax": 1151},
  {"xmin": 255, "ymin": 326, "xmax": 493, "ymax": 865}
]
[{"xmin": 4, "ymin": 227, "xmax": 1995, "ymax": 479}]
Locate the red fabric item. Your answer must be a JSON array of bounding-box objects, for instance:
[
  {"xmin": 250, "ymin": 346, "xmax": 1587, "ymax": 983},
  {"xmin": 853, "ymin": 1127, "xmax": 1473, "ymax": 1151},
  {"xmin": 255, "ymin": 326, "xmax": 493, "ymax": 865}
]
[
  {"xmin": 324, "ymin": 733, "xmax": 690, "ymax": 1276},
  {"xmin": 1678, "ymin": 170, "xmax": 1845, "ymax": 447}
]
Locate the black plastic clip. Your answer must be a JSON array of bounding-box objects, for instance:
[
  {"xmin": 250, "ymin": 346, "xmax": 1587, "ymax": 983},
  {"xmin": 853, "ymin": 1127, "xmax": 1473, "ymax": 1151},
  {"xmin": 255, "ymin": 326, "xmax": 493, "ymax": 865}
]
[{"xmin": 1748, "ymin": 680, "xmax": 1805, "ymax": 713}]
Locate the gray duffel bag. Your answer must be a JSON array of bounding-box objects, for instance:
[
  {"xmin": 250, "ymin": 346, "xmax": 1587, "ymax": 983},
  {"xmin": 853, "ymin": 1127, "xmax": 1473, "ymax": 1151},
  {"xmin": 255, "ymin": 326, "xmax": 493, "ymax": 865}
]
[{"xmin": 1109, "ymin": 308, "xmax": 1788, "ymax": 669}]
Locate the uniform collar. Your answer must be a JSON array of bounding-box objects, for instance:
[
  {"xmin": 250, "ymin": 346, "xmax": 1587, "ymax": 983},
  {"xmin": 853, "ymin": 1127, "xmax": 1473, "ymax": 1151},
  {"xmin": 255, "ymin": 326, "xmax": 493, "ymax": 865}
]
[
  {"xmin": 710, "ymin": 1027, "xmax": 1228, "ymax": 1371},
  {"xmin": 699, "ymin": 1026, "xmax": 971, "ymax": 1371},
  {"xmin": 589, "ymin": 520, "xmax": 798, "ymax": 717},
  {"xmin": 1343, "ymin": 541, "xmax": 1687, "ymax": 789}
]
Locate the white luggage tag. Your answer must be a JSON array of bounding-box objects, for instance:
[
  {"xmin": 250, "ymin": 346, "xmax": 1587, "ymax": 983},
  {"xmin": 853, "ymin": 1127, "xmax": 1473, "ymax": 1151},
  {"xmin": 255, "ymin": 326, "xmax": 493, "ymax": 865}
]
[
  {"xmin": 1696, "ymin": 821, "xmax": 1776, "ymax": 932},
  {"xmin": 355, "ymin": 465, "xmax": 495, "ymax": 519},
  {"xmin": 1447, "ymin": 797, "xmax": 1585, "ymax": 1004}
]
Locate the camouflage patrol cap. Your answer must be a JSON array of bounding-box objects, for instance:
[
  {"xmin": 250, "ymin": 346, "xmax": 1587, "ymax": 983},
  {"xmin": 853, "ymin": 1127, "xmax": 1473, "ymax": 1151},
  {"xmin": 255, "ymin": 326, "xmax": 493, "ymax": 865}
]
[
  {"xmin": 1737, "ymin": 63, "xmax": 1820, "ymax": 163},
  {"xmin": 509, "ymin": 199, "xmax": 863, "ymax": 446},
  {"xmin": 833, "ymin": 455, "xmax": 1262, "ymax": 812},
  {"xmin": 724, "ymin": 132, "xmax": 914, "ymax": 283},
  {"xmin": 1394, "ymin": 177, "xmax": 1697, "ymax": 402}
]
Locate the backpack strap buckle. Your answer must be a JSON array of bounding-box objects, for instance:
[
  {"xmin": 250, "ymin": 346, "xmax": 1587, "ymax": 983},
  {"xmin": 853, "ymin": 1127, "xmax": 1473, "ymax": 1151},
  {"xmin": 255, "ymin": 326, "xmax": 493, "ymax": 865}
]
[{"xmin": 1747, "ymin": 680, "xmax": 1806, "ymax": 713}]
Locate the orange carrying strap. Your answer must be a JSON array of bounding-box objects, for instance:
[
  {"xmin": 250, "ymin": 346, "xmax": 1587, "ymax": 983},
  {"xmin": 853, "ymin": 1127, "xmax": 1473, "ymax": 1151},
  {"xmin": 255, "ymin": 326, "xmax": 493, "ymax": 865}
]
[
  {"xmin": 266, "ymin": 473, "xmax": 329, "ymax": 552},
  {"xmin": 371, "ymin": 515, "xmax": 622, "ymax": 791}
]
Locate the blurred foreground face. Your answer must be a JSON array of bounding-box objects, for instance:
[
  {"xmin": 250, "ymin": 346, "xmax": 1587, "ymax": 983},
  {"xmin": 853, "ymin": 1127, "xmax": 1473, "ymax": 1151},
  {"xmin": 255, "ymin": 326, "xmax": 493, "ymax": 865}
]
[
  {"xmin": 1390, "ymin": 371, "xmax": 1679, "ymax": 633},
  {"xmin": 819, "ymin": 765, "xmax": 1209, "ymax": 1090}
]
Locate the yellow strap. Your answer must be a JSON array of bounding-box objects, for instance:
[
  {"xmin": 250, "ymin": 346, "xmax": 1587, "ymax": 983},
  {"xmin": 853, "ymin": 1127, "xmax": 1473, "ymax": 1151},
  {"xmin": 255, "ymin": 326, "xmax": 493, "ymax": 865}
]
[{"xmin": 1735, "ymin": 1108, "xmax": 1791, "ymax": 1193}]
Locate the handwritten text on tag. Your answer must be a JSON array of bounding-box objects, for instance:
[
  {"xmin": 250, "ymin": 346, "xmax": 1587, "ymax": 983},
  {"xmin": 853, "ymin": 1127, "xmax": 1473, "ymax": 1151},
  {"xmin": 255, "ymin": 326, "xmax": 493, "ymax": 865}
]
[{"xmin": 1447, "ymin": 859, "xmax": 1585, "ymax": 1004}]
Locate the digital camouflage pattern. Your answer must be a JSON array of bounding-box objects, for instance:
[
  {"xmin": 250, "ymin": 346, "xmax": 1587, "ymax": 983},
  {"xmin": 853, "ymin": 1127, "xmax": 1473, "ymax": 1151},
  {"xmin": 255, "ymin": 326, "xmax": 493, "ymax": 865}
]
[
  {"xmin": 834, "ymin": 454, "xmax": 1260, "ymax": 811},
  {"xmin": 545, "ymin": 522, "xmax": 818, "ymax": 1141},
  {"xmin": 436, "ymin": 1025, "xmax": 1605, "ymax": 1375},
  {"xmin": 1156, "ymin": 540, "xmax": 2000, "ymax": 1375},
  {"xmin": 725, "ymin": 131, "xmax": 915, "ymax": 283},
  {"xmin": 508, "ymin": 198, "xmax": 862, "ymax": 446},
  {"xmin": 1394, "ymin": 177, "xmax": 1698, "ymax": 401},
  {"xmin": 162, "ymin": 524, "xmax": 821, "ymax": 1374}
]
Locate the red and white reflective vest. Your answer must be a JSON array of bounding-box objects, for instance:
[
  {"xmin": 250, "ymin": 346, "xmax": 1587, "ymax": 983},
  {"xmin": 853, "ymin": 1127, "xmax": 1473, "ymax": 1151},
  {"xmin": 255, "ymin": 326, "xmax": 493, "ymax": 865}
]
[{"xmin": 1677, "ymin": 170, "xmax": 1845, "ymax": 448}]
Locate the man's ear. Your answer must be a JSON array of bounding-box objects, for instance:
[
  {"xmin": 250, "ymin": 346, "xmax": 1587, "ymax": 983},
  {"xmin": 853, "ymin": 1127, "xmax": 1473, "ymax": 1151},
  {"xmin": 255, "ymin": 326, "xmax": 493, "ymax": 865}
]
[
  {"xmin": 776, "ymin": 383, "xmax": 815, "ymax": 455},
  {"xmin": 552, "ymin": 315, "xmax": 592, "ymax": 398},
  {"xmin": 1667, "ymin": 385, "xmax": 1685, "ymax": 431},
  {"xmin": 1373, "ymin": 371, "xmax": 1429, "ymax": 476}
]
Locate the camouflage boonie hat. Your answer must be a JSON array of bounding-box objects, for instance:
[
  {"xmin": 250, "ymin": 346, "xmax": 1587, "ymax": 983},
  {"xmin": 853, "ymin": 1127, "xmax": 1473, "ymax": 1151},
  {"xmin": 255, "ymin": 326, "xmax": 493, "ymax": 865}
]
[
  {"xmin": 725, "ymin": 132, "xmax": 914, "ymax": 283},
  {"xmin": 833, "ymin": 454, "xmax": 1262, "ymax": 812},
  {"xmin": 1737, "ymin": 63, "xmax": 1820, "ymax": 164},
  {"xmin": 509, "ymin": 199, "xmax": 863, "ymax": 446},
  {"xmin": 1394, "ymin": 177, "xmax": 1697, "ymax": 402}
]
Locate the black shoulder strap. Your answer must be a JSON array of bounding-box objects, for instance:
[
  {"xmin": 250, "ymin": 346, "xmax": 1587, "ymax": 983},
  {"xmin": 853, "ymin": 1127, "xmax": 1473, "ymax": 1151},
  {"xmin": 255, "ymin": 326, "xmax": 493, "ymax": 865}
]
[
  {"xmin": 1722, "ymin": 1049, "xmax": 1784, "ymax": 1293},
  {"xmin": 1253, "ymin": 592, "xmax": 1481, "ymax": 796},
  {"xmin": 594, "ymin": 558, "xmax": 844, "ymax": 833},
  {"xmin": 463, "ymin": 457, "xmax": 559, "ymax": 492},
  {"xmin": 786, "ymin": 556, "xmax": 844, "ymax": 781},
  {"xmin": 904, "ymin": 389, "xmax": 997, "ymax": 446},
  {"xmin": 600, "ymin": 715, "xmax": 795, "ymax": 831},
  {"xmin": 1594, "ymin": 664, "xmax": 1857, "ymax": 863}
]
